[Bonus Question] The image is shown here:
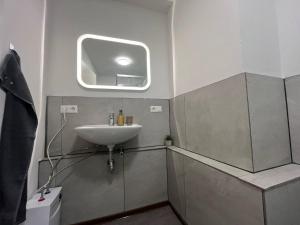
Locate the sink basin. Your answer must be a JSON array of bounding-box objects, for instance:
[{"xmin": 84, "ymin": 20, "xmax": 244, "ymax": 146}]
[
  {"xmin": 74, "ymin": 124, "xmax": 142, "ymax": 146},
  {"xmin": 75, "ymin": 124, "xmax": 142, "ymax": 172}
]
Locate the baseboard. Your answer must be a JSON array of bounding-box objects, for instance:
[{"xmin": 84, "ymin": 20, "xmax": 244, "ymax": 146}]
[
  {"xmin": 168, "ymin": 202, "xmax": 188, "ymax": 225},
  {"xmin": 72, "ymin": 201, "xmax": 169, "ymax": 225}
]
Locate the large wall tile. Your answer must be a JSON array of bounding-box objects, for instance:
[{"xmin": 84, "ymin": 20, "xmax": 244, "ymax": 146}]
[
  {"xmin": 185, "ymin": 74, "xmax": 253, "ymax": 171},
  {"xmin": 246, "ymin": 74, "xmax": 291, "ymax": 171},
  {"xmin": 46, "ymin": 96, "xmax": 63, "ymax": 156},
  {"xmin": 264, "ymin": 180, "xmax": 300, "ymax": 225},
  {"xmin": 170, "ymin": 95, "xmax": 186, "ymax": 149},
  {"xmin": 285, "ymin": 75, "xmax": 300, "ymax": 163},
  {"xmin": 167, "ymin": 150, "xmax": 186, "ymax": 220},
  {"xmin": 124, "ymin": 149, "xmax": 168, "ymax": 210},
  {"xmin": 184, "ymin": 157, "xmax": 264, "ymax": 225},
  {"xmin": 122, "ymin": 98, "xmax": 170, "ymax": 148},
  {"xmin": 55, "ymin": 153, "xmax": 124, "ymax": 225},
  {"xmin": 61, "ymin": 97, "xmax": 123, "ymax": 154}
]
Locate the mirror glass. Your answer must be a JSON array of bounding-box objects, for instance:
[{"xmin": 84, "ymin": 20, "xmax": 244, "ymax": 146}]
[{"xmin": 77, "ymin": 34, "xmax": 151, "ymax": 91}]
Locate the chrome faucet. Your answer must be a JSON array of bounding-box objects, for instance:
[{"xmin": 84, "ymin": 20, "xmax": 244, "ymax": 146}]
[{"xmin": 109, "ymin": 113, "xmax": 115, "ymax": 126}]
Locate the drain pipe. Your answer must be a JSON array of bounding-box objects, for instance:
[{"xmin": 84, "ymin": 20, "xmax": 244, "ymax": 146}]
[{"xmin": 107, "ymin": 145, "xmax": 115, "ymax": 172}]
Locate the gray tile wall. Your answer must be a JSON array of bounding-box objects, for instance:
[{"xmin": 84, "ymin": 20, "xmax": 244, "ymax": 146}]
[
  {"xmin": 61, "ymin": 97, "xmax": 123, "ymax": 154},
  {"xmin": 56, "ymin": 154, "xmax": 124, "ymax": 225},
  {"xmin": 185, "ymin": 74, "xmax": 253, "ymax": 171},
  {"xmin": 43, "ymin": 96, "xmax": 170, "ymax": 224},
  {"xmin": 167, "ymin": 148, "xmax": 300, "ymax": 225},
  {"xmin": 38, "ymin": 159, "xmax": 58, "ymax": 188},
  {"xmin": 170, "ymin": 73, "xmax": 291, "ymax": 172},
  {"xmin": 264, "ymin": 179, "xmax": 300, "ymax": 225},
  {"xmin": 46, "ymin": 97, "xmax": 62, "ymax": 156},
  {"xmin": 124, "ymin": 150, "xmax": 167, "ymax": 210},
  {"xmin": 169, "ymin": 95, "xmax": 186, "ymax": 149},
  {"xmin": 166, "ymin": 149, "xmax": 265, "ymax": 225},
  {"xmin": 167, "ymin": 150, "xmax": 186, "ymax": 220},
  {"xmin": 246, "ymin": 74, "xmax": 291, "ymax": 171},
  {"xmin": 122, "ymin": 99, "xmax": 170, "ymax": 149},
  {"xmin": 46, "ymin": 96, "xmax": 170, "ymax": 155},
  {"xmin": 285, "ymin": 75, "xmax": 300, "ymax": 163},
  {"xmin": 39, "ymin": 149, "xmax": 167, "ymax": 225},
  {"xmin": 185, "ymin": 157, "xmax": 265, "ymax": 225}
]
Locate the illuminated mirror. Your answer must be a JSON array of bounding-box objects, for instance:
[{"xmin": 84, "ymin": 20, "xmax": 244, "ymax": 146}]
[{"xmin": 77, "ymin": 34, "xmax": 151, "ymax": 91}]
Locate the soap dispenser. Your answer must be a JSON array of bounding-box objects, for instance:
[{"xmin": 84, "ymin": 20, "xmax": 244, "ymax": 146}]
[{"xmin": 117, "ymin": 109, "xmax": 125, "ymax": 126}]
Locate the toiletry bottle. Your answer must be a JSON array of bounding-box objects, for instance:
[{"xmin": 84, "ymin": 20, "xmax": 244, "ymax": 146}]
[
  {"xmin": 126, "ymin": 116, "xmax": 133, "ymax": 126},
  {"xmin": 117, "ymin": 110, "xmax": 125, "ymax": 126},
  {"xmin": 109, "ymin": 113, "xmax": 115, "ymax": 126}
]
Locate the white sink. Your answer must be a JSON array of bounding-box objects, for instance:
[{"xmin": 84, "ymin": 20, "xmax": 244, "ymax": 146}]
[
  {"xmin": 75, "ymin": 124, "xmax": 142, "ymax": 172},
  {"xmin": 74, "ymin": 124, "xmax": 142, "ymax": 146}
]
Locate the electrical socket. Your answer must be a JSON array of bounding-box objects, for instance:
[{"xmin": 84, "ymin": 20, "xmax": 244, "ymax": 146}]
[
  {"xmin": 60, "ymin": 105, "xmax": 78, "ymax": 114},
  {"xmin": 150, "ymin": 106, "xmax": 162, "ymax": 113}
]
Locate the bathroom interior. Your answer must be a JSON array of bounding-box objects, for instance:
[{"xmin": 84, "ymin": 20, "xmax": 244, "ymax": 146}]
[{"xmin": 1, "ymin": 0, "xmax": 300, "ymax": 225}]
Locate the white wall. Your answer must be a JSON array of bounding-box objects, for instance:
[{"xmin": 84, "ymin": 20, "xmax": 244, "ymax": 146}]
[
  {"xmin": 239, "ymin": 0, "xmax": 281, "ymax": 77},
  {"xmin": 44, "ymin": 0, "xmax": 172, "ymax": 99},
  {"xmin": 0, "ymin": 0, "xmax": 46, "ymax": 197},
  {"xmin": 276, "ymin": 0, "xmax": 300, "ymax": 77},
  {"xmin": 172, "ymin": 0, "xmax": 243, "ymax": 96},
  {"xmin": 171, "ymin": 0, "xmax": 291, "ymax": 96},
  {"xmin": 0, "ymin": 0, "xmax": 6, "ymax": 136}
]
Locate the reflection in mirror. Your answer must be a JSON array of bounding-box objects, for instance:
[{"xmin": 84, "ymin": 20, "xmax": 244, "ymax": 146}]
[{"xmin": 77, "ymin": 34, "xmax": 151, "ymax": 91}]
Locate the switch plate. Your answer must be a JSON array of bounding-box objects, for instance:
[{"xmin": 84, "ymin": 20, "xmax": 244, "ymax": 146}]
[
  {"xmin": 150, "ymin": 106, "xmax": 162, "ymax": 113},
  {"xmin": 60, "ymin": 105, "xmax": 78, "ymax": 113}
]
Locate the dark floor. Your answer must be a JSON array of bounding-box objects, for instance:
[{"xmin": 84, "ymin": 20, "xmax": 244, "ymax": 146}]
[{"xmin": 99, "ymin": 206, "xmax": 183, "ymax": 225}]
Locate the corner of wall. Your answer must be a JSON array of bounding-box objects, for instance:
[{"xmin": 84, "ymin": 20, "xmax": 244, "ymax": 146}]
[
  {"xmin": 168, "ymin": 0, "xmax": 176, "ymax": 99},
  {"xmin": 27, "ymin": 0, "xmax": 47, "ymax": 198}
]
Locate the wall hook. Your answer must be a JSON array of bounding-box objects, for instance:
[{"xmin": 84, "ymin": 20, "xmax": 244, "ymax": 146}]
[{"xmin": 9, "ymin": 43, "xmax": 15, "ymax": 50}]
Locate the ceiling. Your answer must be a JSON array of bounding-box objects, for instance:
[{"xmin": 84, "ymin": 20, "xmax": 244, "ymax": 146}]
[{"xmin": 115, "ymin": 0, "xmax": 173, "ymax": 13}]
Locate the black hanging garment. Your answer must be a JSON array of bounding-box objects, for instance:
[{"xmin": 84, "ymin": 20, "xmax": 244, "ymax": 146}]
[{"xmin": 0, "ymin": 50, "xmax": 38, "ymax": 225}]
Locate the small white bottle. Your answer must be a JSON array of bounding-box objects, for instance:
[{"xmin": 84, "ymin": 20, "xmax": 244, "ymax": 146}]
[{"xmin": 109, "ymin": 113, "xmax": 115, "ymax": 126}]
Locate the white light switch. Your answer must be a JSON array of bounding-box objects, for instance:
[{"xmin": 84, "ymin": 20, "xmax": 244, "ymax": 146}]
[
  {"xmin": 150, "ymin": 106, "xmax": 162, "ymax": 113},
  {"xmin": 60, "ymin": 105, "xmax": 78, "ymax": 113}
]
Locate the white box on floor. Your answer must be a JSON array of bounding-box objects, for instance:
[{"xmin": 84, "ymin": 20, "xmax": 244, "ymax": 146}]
[{"xmin": 25, "ymin": 187, "xmax": 62, "ymax": 225}]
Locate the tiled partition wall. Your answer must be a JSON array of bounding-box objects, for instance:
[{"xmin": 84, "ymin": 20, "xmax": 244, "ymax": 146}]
[
  {"xmin": 39, "ymin": 96, "xmax": 170, "ymax": 225},
  {"xmin": 47, "ymin": 97, "xmax": 170, "ymax": 155},
  {"xmin": 170, "ymin": 73, "xmax": 291, "ymax": 172},
  {"xmin": 167, "ymin": 148, "xmax": 300, "ymax": 225},
  {"xmin": 285, "ymin": 75, "xmax": 300, "ymax": 163}
]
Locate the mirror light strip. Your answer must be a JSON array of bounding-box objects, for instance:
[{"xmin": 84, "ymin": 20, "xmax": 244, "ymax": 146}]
[
  {"xmin": 77, "ymin": 34, "xmax": 151, "ymax": 91},
  {"xmin": 117, "ymin": 74, "xmax": 143, "ymax": 78}
]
